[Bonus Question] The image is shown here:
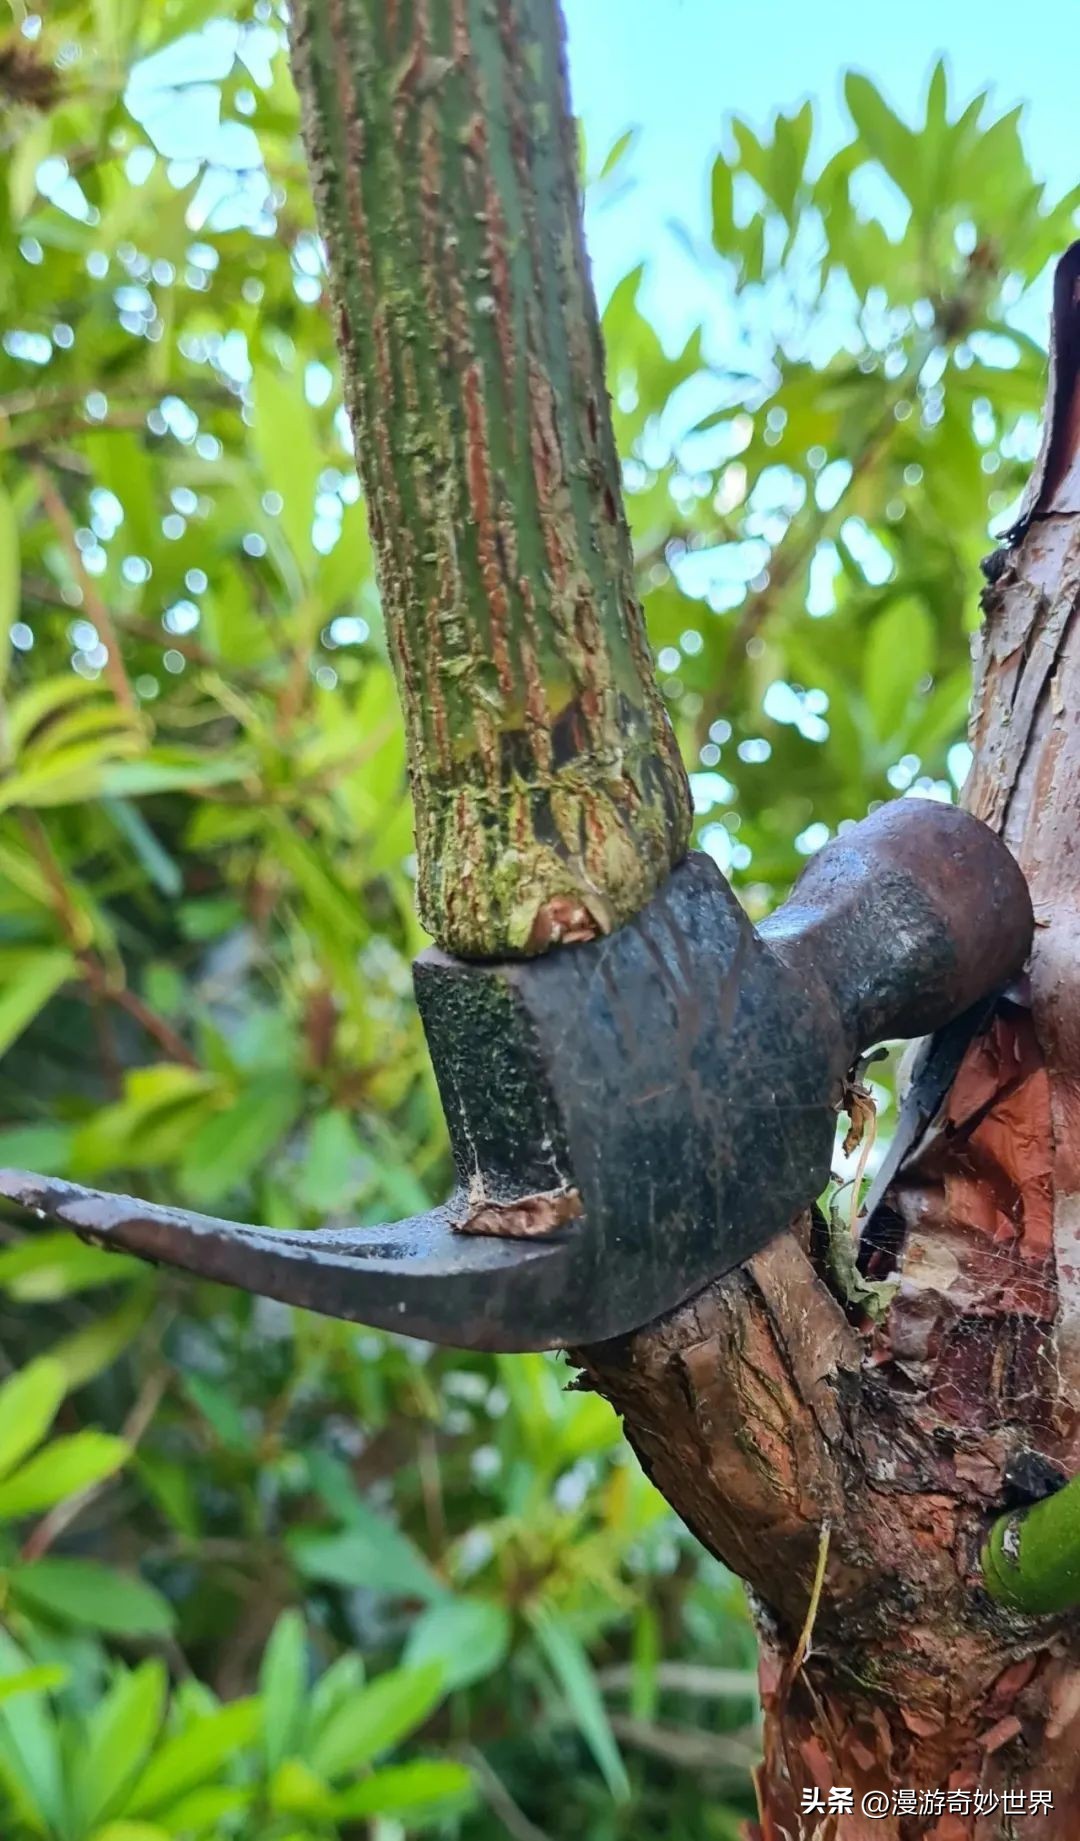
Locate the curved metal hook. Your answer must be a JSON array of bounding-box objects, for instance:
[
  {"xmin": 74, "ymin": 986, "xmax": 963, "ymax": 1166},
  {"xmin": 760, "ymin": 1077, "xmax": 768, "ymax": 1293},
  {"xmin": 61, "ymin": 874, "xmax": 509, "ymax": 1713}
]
[{"xmin": 0, "ymin": 1170, "xmax": 578, "ymax": 1352}]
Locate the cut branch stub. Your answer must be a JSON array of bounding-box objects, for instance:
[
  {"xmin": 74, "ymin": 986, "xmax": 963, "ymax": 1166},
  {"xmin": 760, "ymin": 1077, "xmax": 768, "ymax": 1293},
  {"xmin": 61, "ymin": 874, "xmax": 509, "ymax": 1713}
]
[{"xmin": 288, "ymin": 0, "xmax": 690, "ymax": 957}]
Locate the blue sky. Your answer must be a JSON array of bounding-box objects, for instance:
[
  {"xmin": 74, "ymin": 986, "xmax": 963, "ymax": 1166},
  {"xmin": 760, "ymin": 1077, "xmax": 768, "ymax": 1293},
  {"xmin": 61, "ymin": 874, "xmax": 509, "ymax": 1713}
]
[
  {"xmin": 117, "ymin": 2, "xmax": 1078, "ymax": 354},
  {"xmin": 107, "ymin": 2, "xmax": 1077, "ymax": 399},
  {"xmin": 564, "ymin": 0, "xmax": 1079, "ymax": 340}
]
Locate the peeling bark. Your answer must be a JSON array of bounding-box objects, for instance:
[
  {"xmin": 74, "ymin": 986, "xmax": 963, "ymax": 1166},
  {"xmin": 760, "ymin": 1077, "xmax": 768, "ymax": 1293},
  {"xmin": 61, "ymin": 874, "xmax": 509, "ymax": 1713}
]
[
  {"xmin": 582, "ymin": 257, "xmax": 1080, "ymax": 1836},
  {"xmin": 581, "ymin": 1217, "xmax": 1080, "ymax": 1837},
  {"xmin": 456, "ymin": 1180, "xmax": 582, "ymax": 1239},
  {"xmin": 288, "ymin": 0, "xmax": 690, "ymax": 958}
]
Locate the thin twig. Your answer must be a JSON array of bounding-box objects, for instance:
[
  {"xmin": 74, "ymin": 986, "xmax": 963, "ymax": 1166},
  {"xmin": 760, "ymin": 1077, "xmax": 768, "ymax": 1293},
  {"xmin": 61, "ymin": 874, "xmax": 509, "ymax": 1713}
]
[
  {"xmin": 461, "ymin": 1747, "xmax": 554, "ymax": 1841},
  {"xmin": 596, "ymin": 1662, "xmax": 760, "ymax": 1701},
  {"xmin": 11, "ymin": 413, "xmax": 185, "ymax": 454},
  {"xmin": 20, "ymin": 812, "xmax": 199, "ymax": 1070},
  {"xmin": 19, "ymin": 581, "xmax": 269, "ymax": 685},
  {"xmin": 607, "ymin": 1714, "xmax": 761, "ymax": 1773},
  {"xmin": 114, "ymin": 613, "xmax": 266, "ymax": 680},
  {"xmin": 109, "ymin": 986, "xmax": 200, "ymax": 1070},
  {"xmin": 417, "ymin": 1429, "xmax": 447, "ymax": 1557},
  {"xmin": 89, "ymin": 988, "xmax": 123, "ymax": 1098},
  {"xmin": 787, "ymin": 1519, "xmax": 832, "ymax": 1685},
  {"xmin": 18, "ymin": 812, "xmax": 92, "ymax": 953},
  {"xmin": 1, "ymin": 377, "xmax": 232, "ymax": 421}
]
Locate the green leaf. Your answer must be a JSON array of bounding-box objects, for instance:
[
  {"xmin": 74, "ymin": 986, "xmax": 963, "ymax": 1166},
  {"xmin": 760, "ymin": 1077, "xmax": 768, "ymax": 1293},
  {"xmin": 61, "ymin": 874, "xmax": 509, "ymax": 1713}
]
[
  {"xmin": 926, "ymin": 55, "xmax": 948, "ymax": 130},
  {"xmin": 844, "ymin": 73, "xmax": 920, "ymax": 209},
  {"xmin": 710, "ymin": 155, "xmax": 734, "ymax": 255},
  {"xmin": 93, "ymin": 430, "xmax": 158, "ymax": 559},
  {"xmin": 11, "ymin": 1560, "xmax": 175, "ymax": 1636},
  {"xmin": 7, "ymin": 116, "xmax": 50, "ymax": 221},
  {"xmin": 134, "ymin": 1452, "xmax": 200, "ymax": 1541},
  {"xmin": 269, "ymin": 822, "xmax": 369, "ymax": 949},
  {"xmin": 150, "ymin": 1783, "xmax": 251, "ymax": 1830},
  {"xmin": 315, "ymin": 496, "xmax": 373, "ymax": 613},
  {"xmin": 125, "ymin": 1699, "xmax": 260, "ymax": 1816},
  {"xmin": 104, "ymin": 799, "xmax": 183, "ymax": 898},
  {"xmin": 0, "ymin": 487, "xmax": 18, "ymax": 697},
  {"xmin": 953, "ymin": 103, "xmax": 1031, "ymax": 221},
  {"xmin": 268, "ymin": 1756, "xmax": 329, "ymax": 1816},
  {"xmin": 0, "ymin": 1665, "xmax": 68, "ymax": 1706},
  {"xmin": 0, "ymin": 947, "xmax": 77, "ymax": 1055},
  {"xmin": 253, "ymin": 364, "xmax": 323, "ymax": 566},
  {"xmin": 308, "ymin": 1662, "xmax": 446, "ymax": 1781},
  {"xmin": 50, "ymin": 1289, "xmax": 153, "ymax": 1390},
  {"xmin": 770, "ymin": 101, "xmax": 813, "ymax": 222},
  {"xmin": 72, "ymin": 1064, "xmax": 221, "ymax": 1179},
  {"xmin": 0, "ymin": 736, "xmax": 145, "ymax": 812},
  {"xmin": 259, "ymin": 1609, "xmax": 307, "ymax": 1772},
  {"xmin": 597, "ymin": 127, "xmax": 637, "ymax": 181},
  {"xmin": 630, "ymin": 1604, "xmax": 660, "ymax": 1722},
  {"xmin": 178, "ymin": 1072, "xmax": 303, "ymax": 1206},
  {"xmin": 332, "ymin": 1758, "xmax": 475, "ymax": 1821},
  {"xmin": 289, "ymin": 1515, "xmax": 444, "ymax": 1604},
  {"xmin": 0, "ymin": 1629, "xmax": 65, "ymax": 1835},
  {"xmin": 863, "ymin": 596, "xmax": 934, "ymax": 741},
  {"xmin": 97, "ymin": 752, "xmax": 252, "ymax": 797},
  {"xmin": 17, "ymin": 700, "xmax": 142, "ymax": 765},
  {"xmin": 530, "ymin": 1608, "xmax": 629, "ymax": 1803},
  {"xmin": 0, "ymin": 1430, "xmax": 130, "ymax": 1520},
  {"xmin": 78, "ymin": 1660, "xmax": 168, "ymax": 1828},
  {"xmin": 6, "ymin": 676, "xmax": 113, "ymax": 758},
  {"xmin": 0, "ymin": 1357, "xmax": 67, "ymax": 1480},
  {"xmin": 180, "ymin": 1372, "xmax": 251, "ymax": 1452},
  {"xmin": 405, "ymin": 1598, "xmax": 510, "ymax": 1691},
  {"xmin": 730, "ymin": 117, "xmax": 769, "ymax": 193},
  {"xmin": 0, "ymin": 1124, "xmax": 74, "ymax": 1177},
  {"xmin": 296, "ymin": 1109, "xmax": 365, "ymax": 1212},
  {"xmin": 0, "ymin": 1232, "xmax": 140, "ymax": 1301}
]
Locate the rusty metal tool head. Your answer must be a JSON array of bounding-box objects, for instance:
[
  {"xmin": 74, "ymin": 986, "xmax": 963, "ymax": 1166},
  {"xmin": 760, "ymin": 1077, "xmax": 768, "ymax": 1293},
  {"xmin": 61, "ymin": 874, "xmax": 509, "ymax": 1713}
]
[{"xmin": 0, "ymin": 800, "xmax": 1031, "ymax": 1351}]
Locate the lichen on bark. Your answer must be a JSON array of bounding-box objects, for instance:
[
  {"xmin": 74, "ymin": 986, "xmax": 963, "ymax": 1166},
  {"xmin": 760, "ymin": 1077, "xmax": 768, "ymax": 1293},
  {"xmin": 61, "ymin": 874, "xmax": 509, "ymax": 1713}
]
[{"xmin": 288, "ymin": 0, "xmax": 690, "ymax": 958}]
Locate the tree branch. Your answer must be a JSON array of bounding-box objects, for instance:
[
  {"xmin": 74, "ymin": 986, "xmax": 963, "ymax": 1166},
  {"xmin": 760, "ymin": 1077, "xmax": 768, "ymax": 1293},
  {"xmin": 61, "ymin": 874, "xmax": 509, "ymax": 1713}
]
[{"xmin": 287, "ymin": 0, "xmax": 690, "ymax": 956}]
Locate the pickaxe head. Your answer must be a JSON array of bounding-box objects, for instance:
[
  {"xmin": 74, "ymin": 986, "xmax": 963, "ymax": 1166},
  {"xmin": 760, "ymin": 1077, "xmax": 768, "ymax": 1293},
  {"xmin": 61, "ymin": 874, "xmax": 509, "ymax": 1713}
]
[{"xmin": 0, "ymin": 801, "xmax": 1031, "ymax": 1350}]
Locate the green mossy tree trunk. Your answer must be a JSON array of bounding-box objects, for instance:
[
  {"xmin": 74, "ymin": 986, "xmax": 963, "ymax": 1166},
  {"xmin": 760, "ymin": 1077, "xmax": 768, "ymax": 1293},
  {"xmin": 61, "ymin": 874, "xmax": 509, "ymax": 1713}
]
[{"xmin": 288, "ymin": 0, "xmax": 690, "ymax": 959}]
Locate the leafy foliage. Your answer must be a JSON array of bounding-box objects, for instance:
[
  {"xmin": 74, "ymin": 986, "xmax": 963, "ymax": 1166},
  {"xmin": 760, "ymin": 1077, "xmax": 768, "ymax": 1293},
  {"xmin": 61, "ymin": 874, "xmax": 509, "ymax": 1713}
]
[{"xmin": 0, "ymin": 1, "xmax": 1072, "ymax": 1835}]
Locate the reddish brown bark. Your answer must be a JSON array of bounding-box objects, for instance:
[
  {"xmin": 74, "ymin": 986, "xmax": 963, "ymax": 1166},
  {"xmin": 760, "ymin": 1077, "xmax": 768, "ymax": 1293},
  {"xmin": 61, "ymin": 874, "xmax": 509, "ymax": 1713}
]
[{"xmin": 579, "ymin": 289, "xmax": 1080, "ymax": 1837}]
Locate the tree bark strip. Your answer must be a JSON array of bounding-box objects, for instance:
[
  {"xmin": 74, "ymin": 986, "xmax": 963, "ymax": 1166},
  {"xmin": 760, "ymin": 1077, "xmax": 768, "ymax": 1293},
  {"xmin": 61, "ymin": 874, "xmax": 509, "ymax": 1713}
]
[{"xmin": 288, "ymin": 0, "xmax": 689, "ymax": 958}]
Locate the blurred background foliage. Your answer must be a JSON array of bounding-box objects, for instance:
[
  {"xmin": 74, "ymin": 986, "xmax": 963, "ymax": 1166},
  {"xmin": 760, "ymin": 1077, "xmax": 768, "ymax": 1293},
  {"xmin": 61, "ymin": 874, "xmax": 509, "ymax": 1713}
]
[{"xmin": 0, "ymin": 0, "xmax": 1074, "ymax": 1836}]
